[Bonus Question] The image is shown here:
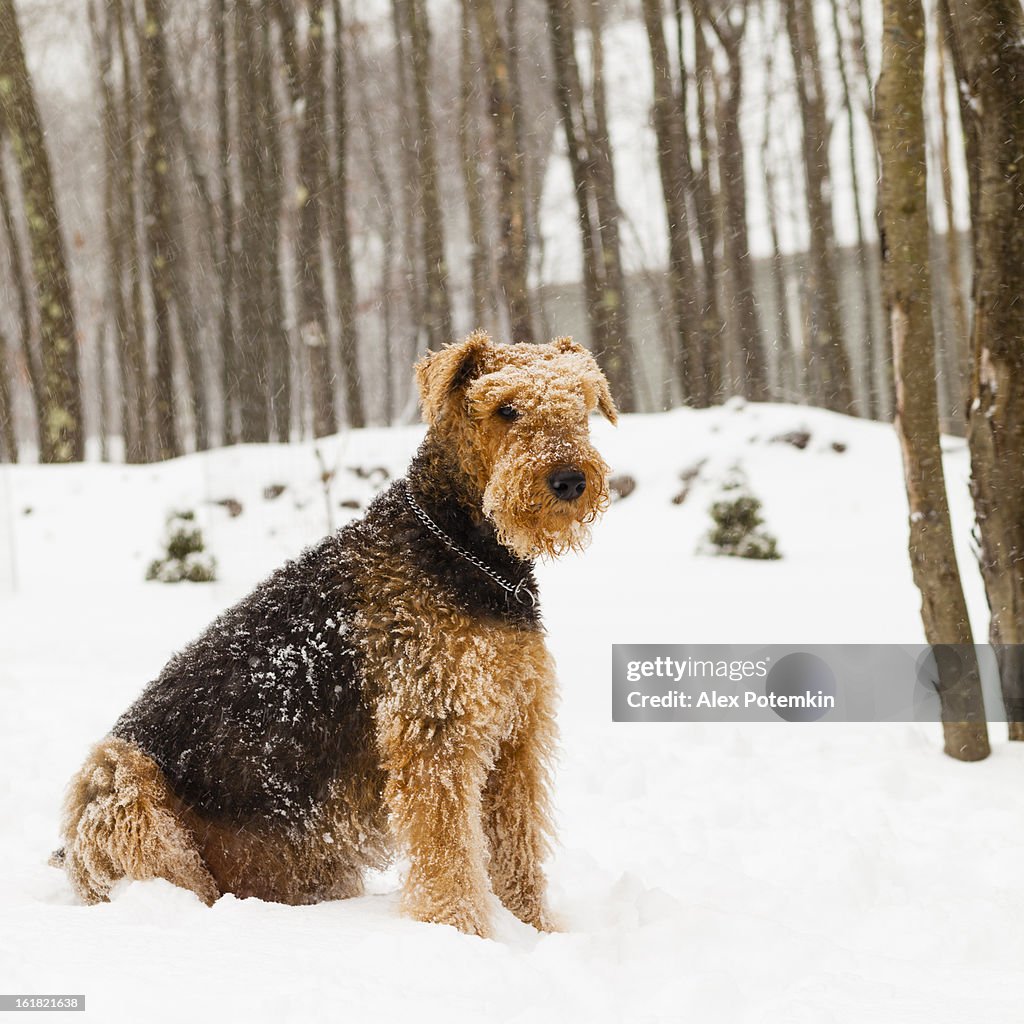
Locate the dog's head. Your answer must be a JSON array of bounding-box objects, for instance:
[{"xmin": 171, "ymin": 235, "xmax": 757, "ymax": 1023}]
[{"xmin": 415, "ymin": 331, "xmax": 617, "ymax": 559}]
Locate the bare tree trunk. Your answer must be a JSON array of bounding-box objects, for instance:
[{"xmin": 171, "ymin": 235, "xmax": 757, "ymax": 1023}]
[
  {"xmin": 167, "ymin": 166, "xmax": 208, "ymax": 453},
  {"xmin": 691, "ymin": 14, "xmax": 723, "ymax": 404},
  {"xmin": 545, "ymin": 0, "xmax": 635, "ymax": 411},
  {"xmin": 400, "ymin": 0, "xmax": 452, "ymax": 352},
  {"xmin": 235, "ymin": 0, "xmax": 271, "ymax": 442},
  {"xmin": 473, "ymin": 0, "xmax": 534, "ymax": 342},
  {"xmin": 329, "ymin": 0, "xmax": 364, "ymax": 429},
  {"xmin": 786, "ymin": 0, "xmax": 855, "ymax": 415},
  {"xmin": 760, "ymin": 15, "xmax": 797, "ymax": 402},
  {"xmin": 0, "ymin": 133, "xmax": 43, "ymax": 453},
  {"xmin": 390, "ymin": 0, "xmax": 424, "ymax": 393},
  {"xmin": 934, "ymin": 19, "xmax": 970, "ymax": 433},
  {"xmin": 0, "ymin": 0, "xmax": 84, "ymax": 462},
  {"xmin": 642, "ymin": 0, "xmax": 702, "ymax": 406},
  {"xmin": 545, "ymin": 0, "xmax": 602, "ymax": 355},
  {"xmin": 254, "ymin": 12, "xmax": 290, "ymax": 442},
  {"xmin": 458, "ymin": 0, "xmax": 492, "ymax": 331},
  {"xmin": 699, "ymin": 2, "xmax": 766, "ymax": 402},
  {"xmin": 116, "ymin": 0, "xmax": 152, "ymax": 462},
  {"xmin": 876, "ymin": 0, "xmax": 989, "ymax": 761},
  {"xmin": 0, "ymin": 329, "xmax": 15, "ymax": 460},
  {"xmin": 545, "ymin": 0, "xmax": 599, "ymax": 344},
  {"xmin": 214, "ymin": 0, "xmax": 236, "ymax": 445},
  {"xmin": 90, "ymin": 0, "xmax": 137, "ymax": 462},
  {"xmin": 294, "ymin": 0, "xmax": 336, "ymax": 438},
  {"xmin": 945, "ymin": 0, "xmax": 1024, "ymax": 740},
  {"xmin": 156, "ymin": 82, "xmax": 208, "ymax": 453},
  {"xmin": 94, "ymin": 323, "xmax": 110, "ymax": 460},
  {"xmin": 140, "ymin": 0, "xmax": 180, "ymax": 460},
  {"xmin": 830, "ymin": 0, "xmax": 882, "ymax": 420},
  {"xmin": 585, "ymin": 2, "xmax": 635, "ymax": 406},
  {"xmin": 845, "ymin": 0, "xmax": 893, "ymax": 421},
  {"xmin": 351, "ymin": 27, "xmax": 397, "ymax": 423},
  {"xmin": 506, "ymin": 0, "xmax": 547, "ymax": 338}
]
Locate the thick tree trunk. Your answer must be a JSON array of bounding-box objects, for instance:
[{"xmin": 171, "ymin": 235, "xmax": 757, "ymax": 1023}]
[
  {"xmin": 786, "ymin": 0, "xmax": 855, "ymax": 415},
  {"xmin": 545, "ymin": 0, "xmax": 635, "ymax": 411},
  {"xmin": 946, "ymin": 0, "xmax": 1024, "ymax": 740},
  {"xmin": 876, "ymin": 0, "xmax": 989, "ymax": 760},
  {"xmin": 297, "ymin": 0, "xmax": 336, "ymax": 439},
  {"xmin": 698, "ymin": 3, "xmax": 766, "ymax": 403},
  {"xmin": 641, "ymin": 0, "xmax": 702, "ymax": 406},
  {"xmin": 847, "ymin": 0, "xmax": 890, "ymax": 446},
  {"xmin": 545, "ymin": 0, "xmax": 602, "ymax": 355},
  {"xmin": 0, "ymin": 132, "xmax": 43, "ymax": 453},
  {"xmin": 934, "ymin": 27, "xmax": 970, "ymax": 434},
  {"xmin": 390, "ymin": 0, "xmax": 424, "ymax": 399},
  {"xmin": 401, "ymin": 0, "xmax": 452, "ymax": 352},
  {"xmin": 157, "ymin": 87, "xmax": 208, "ymax": 453},
  {"xmin": 0, "ymin": 0, "xmax": 84, "ymax": 462},
  {"xmin": 351, "ymin": 29, "xmax": 397, "ymax": 423},
  {"xmin": 140, "ymin": 0, "xmax": 179, "ymax": 460},
  {"xmin": 457, "ymin": 0, "xmax": 492, "ymax": 332},
  {"xmin": 585, "ymin": 3, "xmax": 635, "ymax": 409},
  {"xmin": 213, "ymin": 0, "xmax": 236, "ymax": 445},
  {"xmin": 254, "ymin": 13, "xmax": 289, "ymax": 442},
  {"xmin": 90, "ymin": 0, "xmax": 140, "ymax": 462},
  {"xmin": 830, "ymin": 0, "xmax": 883, "ymax": 420},
  {"xmin": 329, "ymin": 0, "xmax": 364, "ymax": 429},
  {"xmin": 506, "ymin": 0, "xmax": 548, "ymax": 338},
  {"xmin": 760, "ymin": 17, "xmax": 797, "ymax": 402},
  {"xmin": 234, "ymin": 0, "xmax": 271, "ymax": 442},
  {"xmin": 115, "ymin": 0, "xmax": 152, "ymax": 462},
  {"xmin": 473, "ymin": 0, "xmax": 534, "ymax": 342},
  {"xmin": 691, "ymin": 19, "xmax": 723, "ymax": 404},
  {"xmin": 167, "ymin": 167, "xmax": 209, "ymax": 453},
  {"xmin": 719, "ymin": 65, "xmax": 766, "ymax": 402}
]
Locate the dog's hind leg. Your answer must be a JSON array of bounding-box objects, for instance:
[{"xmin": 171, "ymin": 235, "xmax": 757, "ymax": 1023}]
[{"xmin": 58, "ymin": 737, "xmax": 219, "ymax": 906}]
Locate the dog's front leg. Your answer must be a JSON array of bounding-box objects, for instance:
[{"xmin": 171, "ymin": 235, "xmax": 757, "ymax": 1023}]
[
  {"xmin": 378, "ymin": 710, "xmax": 493, "ymax": 937},
  {"xmin": 483, "ymin": 693, "xmax": 558, "ymax": 932}
]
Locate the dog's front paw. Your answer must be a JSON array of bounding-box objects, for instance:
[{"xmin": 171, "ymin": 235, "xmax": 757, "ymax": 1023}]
[
  {"xmin": 532, "ymin": 907, "xmax": 561, "ymax": 933},
  {"xmin": 511, "ymin": 899, "xmax": 559, "ymax": 933},
  {"xmin": 442, "ymin": 905, "xmax": 492, "ymax": 939},
  {"xmin": 406, "ymin": 895, "xmax": 492, "ymax": 938}
]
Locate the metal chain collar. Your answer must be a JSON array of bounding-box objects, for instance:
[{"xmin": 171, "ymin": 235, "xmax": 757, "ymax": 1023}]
[{"xmin": 404, "ymin": 483, "xmax": 536, "ymax": 607}]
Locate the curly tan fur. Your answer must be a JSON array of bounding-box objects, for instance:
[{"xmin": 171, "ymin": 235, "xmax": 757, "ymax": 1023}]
[
  {"xmin": 359, "ymin": 564, "xmax": 558, "ymax": 935},
  {"xmin": 59, "ymin": 737, "xmax": 219, "ymax": 905}
]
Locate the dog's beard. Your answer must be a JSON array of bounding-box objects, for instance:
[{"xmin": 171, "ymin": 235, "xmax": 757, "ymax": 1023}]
[{"xmin": 482, "ymin": 449, "xmax": 610, "ymax": 560}]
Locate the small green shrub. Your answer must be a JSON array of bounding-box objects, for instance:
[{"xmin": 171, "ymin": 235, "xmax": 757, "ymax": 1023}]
[
  {"xmin": 706, "ymin": 491, "xmax": 781, "ymax": 560},
  {"xmin": 146, "ymin": 511, "xmax": 217, "ymax": 583}
]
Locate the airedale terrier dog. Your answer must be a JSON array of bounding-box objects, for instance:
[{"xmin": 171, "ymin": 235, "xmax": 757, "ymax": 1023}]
[{"xmin": 53, "ymin": 332, "xmax": 616, "ymax": 937}]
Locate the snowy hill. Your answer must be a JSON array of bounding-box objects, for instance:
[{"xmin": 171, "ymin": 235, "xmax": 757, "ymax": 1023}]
[{"xmin": 2, "ymin": 404, "xmax": 1020, "ymax": 1023}]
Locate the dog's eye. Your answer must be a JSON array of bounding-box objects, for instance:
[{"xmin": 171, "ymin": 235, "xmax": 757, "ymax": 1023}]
[{"xmin": 496, "ymin": 405, "xmax": 520, "ymax": 422}]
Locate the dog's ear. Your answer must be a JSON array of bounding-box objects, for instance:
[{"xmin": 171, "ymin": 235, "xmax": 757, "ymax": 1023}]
[
  {"xmin": 593, "ymin": 372, "xmax": 619, "ymax": 424},
  {"xmin": 556, "ymin": 337, "xmax": 619, "ymax": 424},
  {"xmin": 415, "ymin": 330, "xmax": 492, "ymax": 423},
  {"xmin": 552, "ymin": 335, "xmax": 585, "ymax": 356}
]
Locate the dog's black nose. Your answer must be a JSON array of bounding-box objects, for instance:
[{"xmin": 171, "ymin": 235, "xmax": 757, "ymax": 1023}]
[{"xmin": 548, "ymin": 468, "xmax": 586, "ymax": 501}]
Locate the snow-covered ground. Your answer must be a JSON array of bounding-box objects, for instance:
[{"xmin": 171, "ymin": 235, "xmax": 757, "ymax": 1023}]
[{"xmin": 2, "ymin": 403, "xmax": 1021, "ymax": 1023}]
